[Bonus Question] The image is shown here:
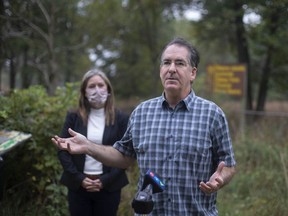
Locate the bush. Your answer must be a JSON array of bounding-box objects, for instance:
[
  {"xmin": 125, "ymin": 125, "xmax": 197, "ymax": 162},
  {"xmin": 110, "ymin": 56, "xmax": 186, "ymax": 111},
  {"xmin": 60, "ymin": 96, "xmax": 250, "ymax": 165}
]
[
  {"xmin": 0, "ymin": 84, "xmax": 139, "ymax": 216},
  {"xmin": 0, "ymin": 84, "xmax": 79, "ymax": 215}
]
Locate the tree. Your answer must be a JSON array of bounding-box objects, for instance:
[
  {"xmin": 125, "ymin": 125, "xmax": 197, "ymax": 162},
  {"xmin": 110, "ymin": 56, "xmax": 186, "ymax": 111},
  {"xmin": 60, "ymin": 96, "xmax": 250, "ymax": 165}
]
[
  {"xmin": 78, "ymin": 0, "xmax": 183, "ymax": 98},
  {"xmin": 2, "ymin": 0, "xmax": 286, "ymax": 104},
  {"xmin": 1, "ymin": 0, "xmax": 191, "ymax": 97},
  {"xmin": 251, "ymin": 1, "xmax": 288, "ymax": 111},
  {"xmin": 193, "ymin": 0, "xmax": 288, "ymax": 111},
  {"xmin": 0, "ymin": 0, "xmax": 89, "ymax": 94}
]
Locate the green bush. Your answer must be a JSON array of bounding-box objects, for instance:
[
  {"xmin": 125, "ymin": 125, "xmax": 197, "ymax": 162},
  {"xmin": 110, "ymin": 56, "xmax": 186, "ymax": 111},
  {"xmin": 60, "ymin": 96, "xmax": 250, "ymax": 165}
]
[
  {"xmin": 0, "ymin": 84, "xmax": 138, "ymax": 216},
  {"xmin": 0, "ymin": 84, "xmax": 79, "ymax": 216}
]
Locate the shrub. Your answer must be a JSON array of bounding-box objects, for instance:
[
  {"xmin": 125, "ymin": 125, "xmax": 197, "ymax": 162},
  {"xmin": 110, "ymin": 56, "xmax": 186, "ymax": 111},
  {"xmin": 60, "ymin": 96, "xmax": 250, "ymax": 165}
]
[{"xmin": 0, "ymin": 84, "xmax": 79, "ymax": 215}]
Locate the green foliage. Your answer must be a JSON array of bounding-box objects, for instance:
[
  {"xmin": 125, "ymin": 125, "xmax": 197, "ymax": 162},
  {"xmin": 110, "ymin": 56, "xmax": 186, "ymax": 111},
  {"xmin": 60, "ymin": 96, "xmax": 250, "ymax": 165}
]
[
  {"xmin": 118, "ymin": 163, "xmax": 139, "ymax": 216},
  {"xmin": 0, "ymin": 84, "xmax": 78, "ymax": 215},
  {"xmin": 2, "ymin": 0, "xmax": 287, "ymax": 102}
]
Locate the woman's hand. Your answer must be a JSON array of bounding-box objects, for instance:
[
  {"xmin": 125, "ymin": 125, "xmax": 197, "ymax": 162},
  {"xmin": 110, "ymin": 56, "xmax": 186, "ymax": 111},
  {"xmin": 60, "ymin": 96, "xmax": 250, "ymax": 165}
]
[{"xmin": 81, "ymin": 177, "xmax": 103, "ymax": 192}]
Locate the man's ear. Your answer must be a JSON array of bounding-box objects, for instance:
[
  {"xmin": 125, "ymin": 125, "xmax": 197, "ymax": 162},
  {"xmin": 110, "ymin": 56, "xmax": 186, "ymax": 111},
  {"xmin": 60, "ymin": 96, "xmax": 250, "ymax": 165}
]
[{"xmin": 190, "ymin": 67, "xmax": 197, "ymax": 82}]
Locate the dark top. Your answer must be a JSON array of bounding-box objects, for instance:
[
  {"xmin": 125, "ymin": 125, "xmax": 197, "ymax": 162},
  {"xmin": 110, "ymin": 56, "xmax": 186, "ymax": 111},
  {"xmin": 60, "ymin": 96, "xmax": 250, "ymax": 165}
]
[{"xmin": 58, "ymin": 109, "xmax": 129, "ymax": 192}]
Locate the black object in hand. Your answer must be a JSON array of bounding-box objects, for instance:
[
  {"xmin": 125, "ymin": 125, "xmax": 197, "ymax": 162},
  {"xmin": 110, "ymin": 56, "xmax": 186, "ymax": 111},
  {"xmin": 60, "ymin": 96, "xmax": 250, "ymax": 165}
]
[{"xmin": 132, "ymin": 169, "xmax": 165, "ymax": 214}]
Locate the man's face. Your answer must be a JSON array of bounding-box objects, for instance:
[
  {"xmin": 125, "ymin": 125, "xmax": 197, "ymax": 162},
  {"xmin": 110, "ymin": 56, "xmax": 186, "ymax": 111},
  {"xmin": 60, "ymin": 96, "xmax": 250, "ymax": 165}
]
[{"xmin": 160, "ymin": 44, "xmax": 197, "ymax": 96}]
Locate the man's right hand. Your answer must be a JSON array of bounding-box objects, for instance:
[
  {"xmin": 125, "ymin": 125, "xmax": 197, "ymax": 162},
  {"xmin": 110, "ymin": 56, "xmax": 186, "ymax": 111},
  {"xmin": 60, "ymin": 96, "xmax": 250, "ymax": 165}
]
[{"xmin": 51, "ymin": 128, "xmax": 89, "ymax": 154}]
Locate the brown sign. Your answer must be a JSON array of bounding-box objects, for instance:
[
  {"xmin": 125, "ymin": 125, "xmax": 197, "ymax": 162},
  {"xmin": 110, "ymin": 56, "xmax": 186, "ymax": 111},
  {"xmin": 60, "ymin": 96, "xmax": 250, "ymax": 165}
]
[{"xmin": 207, "ymin": 64, "xmax": 246, "ymax": 97}]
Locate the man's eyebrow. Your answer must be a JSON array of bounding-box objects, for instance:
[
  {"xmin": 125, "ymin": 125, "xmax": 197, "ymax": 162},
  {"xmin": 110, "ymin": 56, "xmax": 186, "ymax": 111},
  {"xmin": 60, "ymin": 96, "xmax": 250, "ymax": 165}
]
[{"xmin": 162, "ymin": 57, "xmax": 185, "ymax": 61}]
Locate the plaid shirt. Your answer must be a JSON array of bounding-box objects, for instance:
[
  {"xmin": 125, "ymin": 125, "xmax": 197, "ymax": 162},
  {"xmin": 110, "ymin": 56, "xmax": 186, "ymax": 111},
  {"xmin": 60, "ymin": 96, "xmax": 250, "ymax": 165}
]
[{"xmin": 114, "ymin": 91, "xmax": 236, "ymax": 216}]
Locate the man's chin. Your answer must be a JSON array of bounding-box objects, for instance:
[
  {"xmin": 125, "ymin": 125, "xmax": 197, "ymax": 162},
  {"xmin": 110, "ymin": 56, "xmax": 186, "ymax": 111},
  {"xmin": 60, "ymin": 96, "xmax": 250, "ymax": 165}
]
[
  {"xmin": 165, "ymin": 82, "xmax": 179, "ymax": 88},
  {"xmin": 164, "ymin": 85, "xmax": 180, "ymax": 93}
]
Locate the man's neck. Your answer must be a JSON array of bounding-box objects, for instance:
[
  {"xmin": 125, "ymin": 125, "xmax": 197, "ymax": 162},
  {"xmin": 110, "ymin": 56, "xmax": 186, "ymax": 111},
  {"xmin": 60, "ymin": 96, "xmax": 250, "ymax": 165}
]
[{"xmin": 164, "ymin": 90, "xmax": 190, "ymax": 108}]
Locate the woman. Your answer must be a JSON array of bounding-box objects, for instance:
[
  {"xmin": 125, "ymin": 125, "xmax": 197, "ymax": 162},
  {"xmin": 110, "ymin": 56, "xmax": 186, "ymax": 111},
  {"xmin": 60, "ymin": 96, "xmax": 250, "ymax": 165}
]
[{"xmin": 58, "ymin": 69, "xmax": 129, "ymax": 216}]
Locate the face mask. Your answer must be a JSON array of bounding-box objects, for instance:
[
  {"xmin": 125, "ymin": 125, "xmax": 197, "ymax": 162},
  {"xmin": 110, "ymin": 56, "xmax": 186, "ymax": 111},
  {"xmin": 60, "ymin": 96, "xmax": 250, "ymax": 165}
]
[{"xmin": 86, "ymin": 87, "xmax": 109, "ymax": 107}]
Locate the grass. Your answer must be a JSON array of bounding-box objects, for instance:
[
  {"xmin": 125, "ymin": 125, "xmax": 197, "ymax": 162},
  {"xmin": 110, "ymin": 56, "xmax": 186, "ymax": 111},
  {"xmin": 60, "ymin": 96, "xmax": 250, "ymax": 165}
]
[{"xmin": 217, "ymin": 114, "xmax": 288, "ymax": 216}]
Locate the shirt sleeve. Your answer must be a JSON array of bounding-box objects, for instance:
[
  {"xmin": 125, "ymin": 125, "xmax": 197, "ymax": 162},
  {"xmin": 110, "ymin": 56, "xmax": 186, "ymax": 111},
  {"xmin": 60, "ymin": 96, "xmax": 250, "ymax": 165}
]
[
  {"xmin": 113, "ymin": 111, "xmax": 137, "ymax": 159},
  {"xmin": 211, "ymin": 107, "xmax": 236, "ymax": 167}
]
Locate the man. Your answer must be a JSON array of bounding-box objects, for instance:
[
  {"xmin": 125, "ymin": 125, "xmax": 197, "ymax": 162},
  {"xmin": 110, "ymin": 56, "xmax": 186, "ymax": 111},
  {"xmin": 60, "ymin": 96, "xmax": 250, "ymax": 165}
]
[{"xmin": 52, "ymin": 37, "xmax": 236, "ymax": 215}]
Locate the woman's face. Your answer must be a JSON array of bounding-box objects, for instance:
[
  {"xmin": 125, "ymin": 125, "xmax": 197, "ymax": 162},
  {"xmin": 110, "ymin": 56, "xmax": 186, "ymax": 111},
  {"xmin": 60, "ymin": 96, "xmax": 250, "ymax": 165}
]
[{"xmin": 85, "ymin": 75, "xmax": 109, "ymax": 109}]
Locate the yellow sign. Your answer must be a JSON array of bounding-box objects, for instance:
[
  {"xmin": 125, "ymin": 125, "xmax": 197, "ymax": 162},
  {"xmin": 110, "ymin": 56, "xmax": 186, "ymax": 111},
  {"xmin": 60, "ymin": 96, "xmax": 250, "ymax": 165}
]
[{"xmin": 207, "ymin": 64, "xmax": 246, "ymax": 96}]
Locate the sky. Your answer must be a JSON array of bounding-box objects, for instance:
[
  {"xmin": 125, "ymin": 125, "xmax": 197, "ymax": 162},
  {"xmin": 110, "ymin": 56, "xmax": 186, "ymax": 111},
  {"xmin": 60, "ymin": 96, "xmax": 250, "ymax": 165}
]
[{"xmin": 184, "ymin": 9, "xmax": 261, "ymax": 25}]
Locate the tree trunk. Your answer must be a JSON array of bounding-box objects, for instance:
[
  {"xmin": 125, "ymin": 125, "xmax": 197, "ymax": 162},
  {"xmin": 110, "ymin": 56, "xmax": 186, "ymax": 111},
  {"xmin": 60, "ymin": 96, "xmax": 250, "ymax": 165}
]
[
  {"xmin": 256, "ymin": 49, "xmax": 272, "ymax": 111},
  {"xmin": 22, "ymin": 46, "xmax": 31, "ymax": 89},
  {"xmin": 232, "ymin": 0, "xmax": 253, "ymax": 110},
  {"xmin": 9, "ymin": 52, "xmax": 16, "ymax": 89},
  {"xmin": 137, "ymin": 0, "xmax": 161, "ymax": 97},
  {"xmin": 256, "ymin": 8, "xmax": 279, "ymax": 112}
]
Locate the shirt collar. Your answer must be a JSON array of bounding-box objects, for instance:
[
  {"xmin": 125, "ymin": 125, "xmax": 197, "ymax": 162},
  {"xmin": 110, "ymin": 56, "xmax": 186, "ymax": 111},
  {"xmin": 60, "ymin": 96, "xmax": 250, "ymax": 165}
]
[{"xmin": 161, "ymin": 91, "xmax": 195, "ymax": 111}]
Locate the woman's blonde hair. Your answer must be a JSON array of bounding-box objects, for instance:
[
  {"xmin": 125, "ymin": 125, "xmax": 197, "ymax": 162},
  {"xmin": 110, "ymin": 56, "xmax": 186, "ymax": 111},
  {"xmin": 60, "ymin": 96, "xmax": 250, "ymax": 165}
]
[{"xmin": 79, "ymin": 69, "xmax": 115, "ymax": 125}]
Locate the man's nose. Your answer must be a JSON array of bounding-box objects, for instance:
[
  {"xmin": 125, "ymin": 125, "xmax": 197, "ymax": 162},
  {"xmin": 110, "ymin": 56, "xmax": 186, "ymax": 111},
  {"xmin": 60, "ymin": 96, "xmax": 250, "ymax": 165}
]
[{"xmin": 168, "ymin": 62, "xmax": 176, "ymax": 73}]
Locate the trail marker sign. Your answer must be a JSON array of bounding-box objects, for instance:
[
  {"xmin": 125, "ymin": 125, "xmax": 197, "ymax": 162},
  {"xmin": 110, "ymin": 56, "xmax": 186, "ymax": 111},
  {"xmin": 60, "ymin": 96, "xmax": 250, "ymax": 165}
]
[{"xmin": 207, "ymin": 64, "xmax": 246, "ymax": 97}]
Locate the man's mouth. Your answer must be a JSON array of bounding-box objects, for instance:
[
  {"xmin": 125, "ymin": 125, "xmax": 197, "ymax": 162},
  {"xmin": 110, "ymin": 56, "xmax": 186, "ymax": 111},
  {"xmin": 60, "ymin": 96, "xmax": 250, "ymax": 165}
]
[{"xmin": 166, "ymin": 77, "xmax": 178, "ymax": 81}]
